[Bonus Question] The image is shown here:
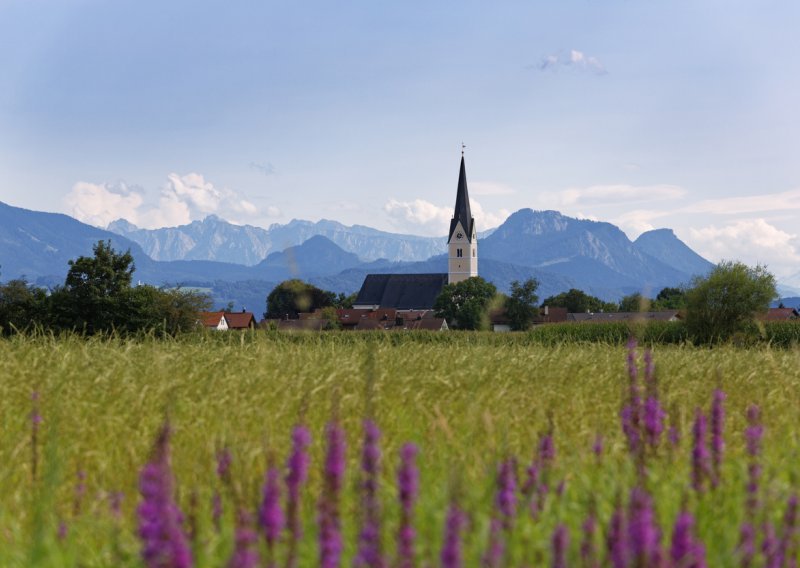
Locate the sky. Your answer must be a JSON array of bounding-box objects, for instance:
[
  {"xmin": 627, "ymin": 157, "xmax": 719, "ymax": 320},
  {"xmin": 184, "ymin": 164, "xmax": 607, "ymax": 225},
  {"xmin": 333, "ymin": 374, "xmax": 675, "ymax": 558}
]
[{"xmin": 1, "ymin": 0, "xmax": 800, "ymax": 283}]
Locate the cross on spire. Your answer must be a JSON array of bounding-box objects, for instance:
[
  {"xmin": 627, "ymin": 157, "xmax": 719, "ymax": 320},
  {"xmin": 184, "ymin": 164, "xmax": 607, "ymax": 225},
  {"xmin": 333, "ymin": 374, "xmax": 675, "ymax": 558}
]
[{"xmin": 461, "ymin": 142, "xmax": 466, "ymax": 156}]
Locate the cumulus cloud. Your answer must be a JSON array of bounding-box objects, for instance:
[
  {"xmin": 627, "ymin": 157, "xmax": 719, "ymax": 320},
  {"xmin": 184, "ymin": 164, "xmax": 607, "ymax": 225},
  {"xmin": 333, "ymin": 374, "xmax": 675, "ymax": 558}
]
[
  {"xmin": 383, "ymin": 198, "xmax": 509, "ymax": 236},
  {"xmin": 688, "ymin": 218, "xmax": 800, "ymax": 277},
  {"xmin": 63, "ymin": 173, "xmax": 277, "ymax": 229},
  {"xmin": 538, "ymin": 49, "xmax": 606, "ymax": 74}
]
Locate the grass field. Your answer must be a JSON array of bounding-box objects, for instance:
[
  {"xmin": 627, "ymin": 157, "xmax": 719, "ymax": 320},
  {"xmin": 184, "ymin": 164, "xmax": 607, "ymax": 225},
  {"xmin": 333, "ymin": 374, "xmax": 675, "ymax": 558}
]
[{"xmin": 2, "ymin": 332, "xmax": 800, "ymax": 566}]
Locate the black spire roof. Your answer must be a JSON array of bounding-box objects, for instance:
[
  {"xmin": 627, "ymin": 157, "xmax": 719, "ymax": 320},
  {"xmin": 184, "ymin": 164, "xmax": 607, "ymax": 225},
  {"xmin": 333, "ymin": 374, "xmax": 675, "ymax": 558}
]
[{"xmin": 448, "ymin": 155, "xmax": 475, "ymax": 243}]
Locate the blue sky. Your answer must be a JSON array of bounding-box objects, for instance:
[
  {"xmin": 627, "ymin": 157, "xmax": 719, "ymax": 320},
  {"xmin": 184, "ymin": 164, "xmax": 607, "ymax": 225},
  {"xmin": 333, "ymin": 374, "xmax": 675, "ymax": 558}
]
[{"xmin": 2, "ymin": 1, "xmax": 800, "ymax": 282}]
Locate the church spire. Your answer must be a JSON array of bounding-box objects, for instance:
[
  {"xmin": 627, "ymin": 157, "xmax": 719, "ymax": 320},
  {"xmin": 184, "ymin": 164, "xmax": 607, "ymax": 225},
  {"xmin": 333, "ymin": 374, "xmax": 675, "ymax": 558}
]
[{"xmin": 449, "ymin": 153, "xmax": 474, "ymax": 243}]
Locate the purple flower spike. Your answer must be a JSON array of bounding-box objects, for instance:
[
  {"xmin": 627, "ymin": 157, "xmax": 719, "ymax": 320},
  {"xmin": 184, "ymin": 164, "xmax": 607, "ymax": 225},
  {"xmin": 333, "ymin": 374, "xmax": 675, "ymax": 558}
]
[
  {"xmin": 355, "ymin": 419, "xmax": 384, "ymax": 568},
  {"xmin": 778, "ymin": 493, "xmax": 799, "ymax": 567},
  {"xmin": 440, "ymin": 502, "xmax": 466, "ymax": 568},
  {"xmin": 628, "ymin": 486, "xmax": 662, "ymax": 566},
  {"xmin": 496, "ymin": 457, "xmax": 517, "ymax": 528},
  {"xmin": 396, "ymin": 443, "xmax": 419, "ymax": 568},
  {"xmin": 710, "ymin": 389, "xmax": 726, "ymax": 488},
  {"xmin": 644, "ymin": 396, "xmax": 666, "ymax": 449},
  {"xmin": 745, "ymin": 405, "xmax": 763, "ymax": 520},
  {"xmin": 216, "ymin": 447, "xmax": 232, "ymax": 483},
  {"xmin": 259, "ymin": 466, "xmax": 284, "ymax": 556},
  {"xmin": 691, "ymin": 409, "xmax": 711, "ymax": 493},
  {"xmin": 592, "ymin": 433, "xmax": 604, "ymax": 460},
  {"xmin": 606, "ymin": 505, "xmax": 628, "ymax": 568},
  {"xmin": 581, "ymin": 512, "xmax": 599, "ymax": 568},
  {"xmin": 539, "ymin": 432, "xmax": 556, "ymax": 465},
  {"xmin": 285, "ymin": 424, "xmax": 311, "ymax": 568},
  {"xmin": 670, "ymin": 509, "xmax": 706, "ymax": 568},
  {"xmin": 482, "ymin": 518, "xmax": 504, "ymax": 568},
  {"xmin": 318, "ymin": 421, "xmax": 346, "ymax": 568},
  {"xmin": 739, "ymin": 523, "xmax": 755, "ymax": 568},
  {"xmin": 136, "ymin": 423, "xmax": 193, "ymax": 568},
  {"xmin": 552, "ymin": 524, "xmax": 569, "ymax": 568},
  {"xmin": 762, "ymin": 522, "xmax": 779, "ymax": 568},
  {"xmin": 228, "ymin": 511, "xmax": 260, "ymax": 568}
]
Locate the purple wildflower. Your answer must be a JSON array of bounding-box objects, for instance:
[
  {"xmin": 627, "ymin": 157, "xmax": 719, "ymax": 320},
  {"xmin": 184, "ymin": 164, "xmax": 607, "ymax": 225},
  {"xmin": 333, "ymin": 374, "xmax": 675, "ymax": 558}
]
[
  {"xmin": 606, "ymin": 504, "xmax": 628, "ymax": 568},
  {"xmin": 778, "ymin": 494, "xmax": 799, "ymax": 567},
  {"xmin": 691, "ymin": 409, "xmax": 711, "ymax": 492},
  {"xmin": 216, "ymin": 447, "xmax": 232, "ymax": 483},
  {"xmin": 539, "ymin": 431, "xmax": 556, "ymax": 465},
  {"xmin": 318, "ymin": 420, "xmax": 346, "ymax": 568},
  {"xmin": 739, "ymin": 523, "xmax": 756, "ymax": 568},
  {"xmin": 670, "ymin": 509, "xmax": 707, "ymax": 568},
  {"xmin": 73, "ymin": 470, "xmax": 87, "ymax": 516},
  {"xmin": 227, "ymin": 511, "xmax": 260, "ymax": 568},
  {"xmin": 495, "ymin": 457, "xmax": 517, "ymax": 528},
  {"xmin": 285, "ymin": 424, "xmax": 311, "ymax": 568},
  {"xmin": 259, "ymin": 466, "xmax": 284, "ymax": 559},
  {"xmin": 58, "ymin": 520, "xmax": 68, "ymax": 541},
  {"xmin": 581, "ymin": 512, "xmax": 599, "ymax": 568},
  {"xmin": 592, "ymin": 433, "xmax": 604, "ymax": 460},
  {"xmin": 396, "ymin": 443, "xmax": 419, "ymax": 568},
  {"xmin": 710, "ymin": 389, "xmax": 726, "ymax": 488},
  {"xmin": 440, "ymin": 502, "xmax": 466, "ymax": 568},
  {"xmin": 482, "ymin": 518, "xmax": 505, "ymax": 568},
  {"xmin": 745, "ymin": 405, "xmax": 763, "ymax": 520},
  {"xmin": 355, "ymin": 419, "xmax": 384, "ymax": 568},
  {"xmin": 552, "ymin": 524, "xmax": 569, "ymax": 568},
  {"xmin": 762, "ymin": 522, "xmax": 779, "ymax": 568},
  {"xmin": 136, "ymin": 423, "xmax": 193, "ymax": 568},
  {"xmin": 628, "ymin": 486, "xmax": 662, "ymax": 566}
]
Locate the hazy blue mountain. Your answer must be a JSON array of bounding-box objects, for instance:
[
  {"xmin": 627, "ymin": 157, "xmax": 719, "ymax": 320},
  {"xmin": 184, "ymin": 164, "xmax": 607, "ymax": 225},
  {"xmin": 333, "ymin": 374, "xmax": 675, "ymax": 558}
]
[
  {"xmin": 251, "ymin": 235, "xmax": 362, "ymax": 281},
  {"xmin": 633, "ymin": 228, "xmax": 714, "ymax": 277},
  {"xmin": 773, "ymin": 297, "xmax": 800, "ymax": 309},
  {"xmin": 108, "ymin": 216, "xmax": 445, "ymax": 264},
  {"xmin": 480, "ymin": 209, "xmax": 705, "ymax": 293}
]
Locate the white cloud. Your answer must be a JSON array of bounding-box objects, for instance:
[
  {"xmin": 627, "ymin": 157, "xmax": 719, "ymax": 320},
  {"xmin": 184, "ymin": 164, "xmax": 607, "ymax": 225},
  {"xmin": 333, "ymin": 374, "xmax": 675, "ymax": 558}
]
[
  {"xmin": 63, "ymin": 173, "xmax": 276, "ymax": 229},
  {"xmin": 383, "ymin": 198, "xmax": 509, "ymax": 236},
  {"xmin": 538, "ymin": 49, "xmax": 607, "ymax": 74},
  {"xmin": 688, "ymin": 218, "xmax": 800, "ymax": 277},
  {"xmin": 62, "ymin": 181, "xmax": 146, "ymax": 228},
  {"xmin": 683, "ymin": 188, "xmax": 800, "ymax": 216}
]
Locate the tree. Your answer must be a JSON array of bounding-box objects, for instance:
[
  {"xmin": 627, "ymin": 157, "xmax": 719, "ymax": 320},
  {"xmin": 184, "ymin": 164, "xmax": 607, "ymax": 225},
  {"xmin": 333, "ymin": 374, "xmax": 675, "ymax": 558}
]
[
  {"xmin": 685, "ymin": 261, "xmax": 777, "ymax": 343},
  {"xmin": 265, "ymin": 279, "xmax": 335, "ymax": 319},
  {"xmin": 334, "ymin": 292, "xmax": 358, "ymax": 309},
  {"xmin": 618, "ymin": 292, "xmax": 649, "ymax": 313},
  {"xmin": 58, "ymin": 241, "xmax": 137, "ymax": 334},
  {"xmin": 541, "ymin": 288, "xmax": 617, "ymax": 314},
  {"xmin": 0, "ymin": 279, "xmax": 48, "ymax": 334},
  {"xmin": 652, "ymin": 287, "xmax": 688, "ymax": 311},
  {"xmin": 505, "ymin": 278, "xmax": 540, "ymax": 331},
  {"xmin": 434, "ymin": 276, "xmax": 497, "ymax": 330}
]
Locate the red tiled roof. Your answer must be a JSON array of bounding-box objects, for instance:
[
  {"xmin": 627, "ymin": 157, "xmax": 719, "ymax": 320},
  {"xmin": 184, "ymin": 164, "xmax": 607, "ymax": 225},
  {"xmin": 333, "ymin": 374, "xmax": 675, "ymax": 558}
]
[
  {"xmin": 760, "ymin": 308, "xmax": 800, "ymax": 321},
  {"xmin": 199, "ymin": 311, "xmax": 226, "ymax": 328},
  {"xmin": 224, "ymin": 312, "xmax": 257, "ymax": 329}
]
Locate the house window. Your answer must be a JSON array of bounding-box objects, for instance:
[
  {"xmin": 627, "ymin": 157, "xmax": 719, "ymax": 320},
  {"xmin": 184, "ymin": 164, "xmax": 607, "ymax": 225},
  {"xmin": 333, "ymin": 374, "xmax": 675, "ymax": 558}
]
[
  {"xmin": 457, "ymin": 248, "xmax": 463, "ymax": 258},
  {"xmin": 472, "ymin": 248, "xmax": 476, "ymax": 257}
]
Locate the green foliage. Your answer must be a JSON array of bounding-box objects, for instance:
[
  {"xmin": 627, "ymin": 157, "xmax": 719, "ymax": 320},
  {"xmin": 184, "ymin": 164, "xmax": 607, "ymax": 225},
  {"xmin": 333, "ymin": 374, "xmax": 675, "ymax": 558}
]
[
  {"xmin": 652, "ymin": 286, "xmax": 688, "ymax": 310},
  {"xmin": 334, "ymin": 292, "xmax": 358, "ymax": 309},
  {"xmin": 685, "ymin": 261, "xmax": 777, "ymax": 343},
  {"xmin": 433, "ymin": 276, "xmax": 497, "ymax": 330},
  {"xmin": 541, "ymin": 288, "xmax": 618, "ymax": 313},
  {"xmin": 265, "ymin": 279, "xmax": 336, "ymax": 319},
  {"xmin": 505, "ymin": 278, "xmax": 540, "ymax": 331},
  {"xmin": 0, "ymin": 279, "xmax": 48, "ymax": 334},
  {"xmin": 618, "ymin": 292, "xmax": 647, "ymax": 312}
]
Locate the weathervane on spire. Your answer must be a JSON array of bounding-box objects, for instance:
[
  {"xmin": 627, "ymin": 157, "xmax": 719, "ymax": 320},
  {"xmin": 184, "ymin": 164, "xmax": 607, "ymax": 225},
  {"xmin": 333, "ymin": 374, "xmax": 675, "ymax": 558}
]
[{"xmin": 461, "ymin": 142, "xmax": 466, "ymax": 156}]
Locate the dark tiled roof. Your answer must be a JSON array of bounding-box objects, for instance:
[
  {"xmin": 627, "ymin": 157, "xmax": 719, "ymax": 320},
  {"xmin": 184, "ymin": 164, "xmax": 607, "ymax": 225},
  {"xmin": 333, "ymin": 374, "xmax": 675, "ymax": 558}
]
[
  {"xmin": 225, "ymin": 312, "xmax": 257, "ymax": 329},
  {"xmin": 354, "ymin": 273, "xmax": 448, "ymax": 310},
  {"xmin": 568, "ymin": 311, "xmax": 680, "ymax": 323},
  {"xmin": 448, "ymin": 156, "xmax": 475, "ymax": 242}
]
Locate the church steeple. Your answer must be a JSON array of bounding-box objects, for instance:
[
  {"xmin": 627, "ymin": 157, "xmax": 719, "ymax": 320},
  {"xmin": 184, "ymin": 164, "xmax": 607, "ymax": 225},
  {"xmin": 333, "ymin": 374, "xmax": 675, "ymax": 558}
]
[
  {"xmin": 447, "ymin": 151, "xmax": 478, "ymax": 283},
  {"xmin": 448, "ymin": 155, "xmax": 475, "ymax": 244}
]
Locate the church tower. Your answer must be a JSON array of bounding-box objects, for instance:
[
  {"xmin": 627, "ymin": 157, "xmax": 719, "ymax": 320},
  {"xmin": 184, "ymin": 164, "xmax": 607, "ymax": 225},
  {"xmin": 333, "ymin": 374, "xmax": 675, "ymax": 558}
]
[{"xmin": 447, "ymin": 152, "xmax": 478, "ymax": 284}]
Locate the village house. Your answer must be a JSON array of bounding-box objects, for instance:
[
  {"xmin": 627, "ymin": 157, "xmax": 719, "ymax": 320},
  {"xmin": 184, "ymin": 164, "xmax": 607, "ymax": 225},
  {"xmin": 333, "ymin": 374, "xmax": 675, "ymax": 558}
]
[{"xmin": 199, "ymin": 310, "xmax": 257, "ymax": 330}]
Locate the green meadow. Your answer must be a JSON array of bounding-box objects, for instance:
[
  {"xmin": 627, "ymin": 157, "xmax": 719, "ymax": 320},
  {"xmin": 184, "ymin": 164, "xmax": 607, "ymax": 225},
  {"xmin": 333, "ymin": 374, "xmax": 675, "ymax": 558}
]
[{"xmin": 2, "ymin": 332, "xmax": 800, "ymax": 566}]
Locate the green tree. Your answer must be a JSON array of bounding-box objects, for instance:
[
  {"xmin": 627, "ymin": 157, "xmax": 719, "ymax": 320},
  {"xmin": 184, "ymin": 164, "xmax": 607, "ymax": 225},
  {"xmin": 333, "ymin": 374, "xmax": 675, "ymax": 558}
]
[
  {"xmin": 334, "ymin": 292, "xmax": 358, "ymax": 309},
  {"xmin": 618, "ymin": 292, "xmax": 650, "ymax": 313},
  {"xmin": 0, "ymin": 279, "xmax": 48, "ymax": 334},
  {"xmin": 541, "ymin": 288, "xmax": 617, "ymax": 314},
  {"xmin": 505, "ymin": 278, "xmax": 540, "ymax": 331},
  {"xmin": 652, "ymin": 287, "xmax": 688, "ymax": 311},
  {"xmin": 685, "ymin": 260, "xmax": 777, "ymax": 343},
  {"xmin": 265, "ymin": 279, "xmax": 335, "ymax": 319},
  {"xmin": 434, "ymin": 276, "xmax": 497, "ymax": 330},
  {"xmin": 58, "ymin": 241, "xmax": 137, "ymax": 334}
]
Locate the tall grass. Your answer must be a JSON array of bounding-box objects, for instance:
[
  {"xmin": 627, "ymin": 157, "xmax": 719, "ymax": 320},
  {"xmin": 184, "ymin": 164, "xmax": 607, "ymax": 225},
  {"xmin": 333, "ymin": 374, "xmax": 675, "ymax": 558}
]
[{"xmin": 0, "ymin": 333, "xmax": 799, "ymax": 565}]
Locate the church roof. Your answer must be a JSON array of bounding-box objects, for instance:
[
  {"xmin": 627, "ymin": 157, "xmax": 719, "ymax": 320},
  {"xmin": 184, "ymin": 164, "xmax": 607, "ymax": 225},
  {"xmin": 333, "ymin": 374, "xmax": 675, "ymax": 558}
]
[
  {"xmin": 353, "ymin": 273, "xmax": 449, "ymax": 310},
  {"xmin": 449, "ymin": 155, "xmax": 475, "ymax": 243}
]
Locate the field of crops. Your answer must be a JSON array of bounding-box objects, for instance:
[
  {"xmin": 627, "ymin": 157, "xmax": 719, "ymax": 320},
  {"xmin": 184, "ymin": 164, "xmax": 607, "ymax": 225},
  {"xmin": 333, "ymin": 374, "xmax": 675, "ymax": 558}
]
[{"xmin": 2, "ymin": 332, "xmax": 800, "ymax": 567}]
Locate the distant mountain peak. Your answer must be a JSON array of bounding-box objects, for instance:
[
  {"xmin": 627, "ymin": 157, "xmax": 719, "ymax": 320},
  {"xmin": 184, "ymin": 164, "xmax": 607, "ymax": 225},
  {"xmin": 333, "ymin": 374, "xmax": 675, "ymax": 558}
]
[{"xmin": 107, "ymin": 218, "xmax": 139, "ymax": 233}]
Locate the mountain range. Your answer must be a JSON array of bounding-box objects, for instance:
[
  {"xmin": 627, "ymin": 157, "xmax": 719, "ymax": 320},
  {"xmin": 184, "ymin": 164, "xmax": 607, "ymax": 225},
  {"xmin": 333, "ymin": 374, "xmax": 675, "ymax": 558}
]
[{"xmin": 1, "ymin": 200, "xmax": 725, "ymax": 311}]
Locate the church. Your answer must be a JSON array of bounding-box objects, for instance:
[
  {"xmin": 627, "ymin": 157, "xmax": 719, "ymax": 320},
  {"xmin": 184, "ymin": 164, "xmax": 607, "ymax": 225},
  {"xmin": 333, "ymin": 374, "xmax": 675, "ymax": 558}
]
[{"xmin": 352, "ymin": 152, "xmax": 478, "ymax": 310}]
